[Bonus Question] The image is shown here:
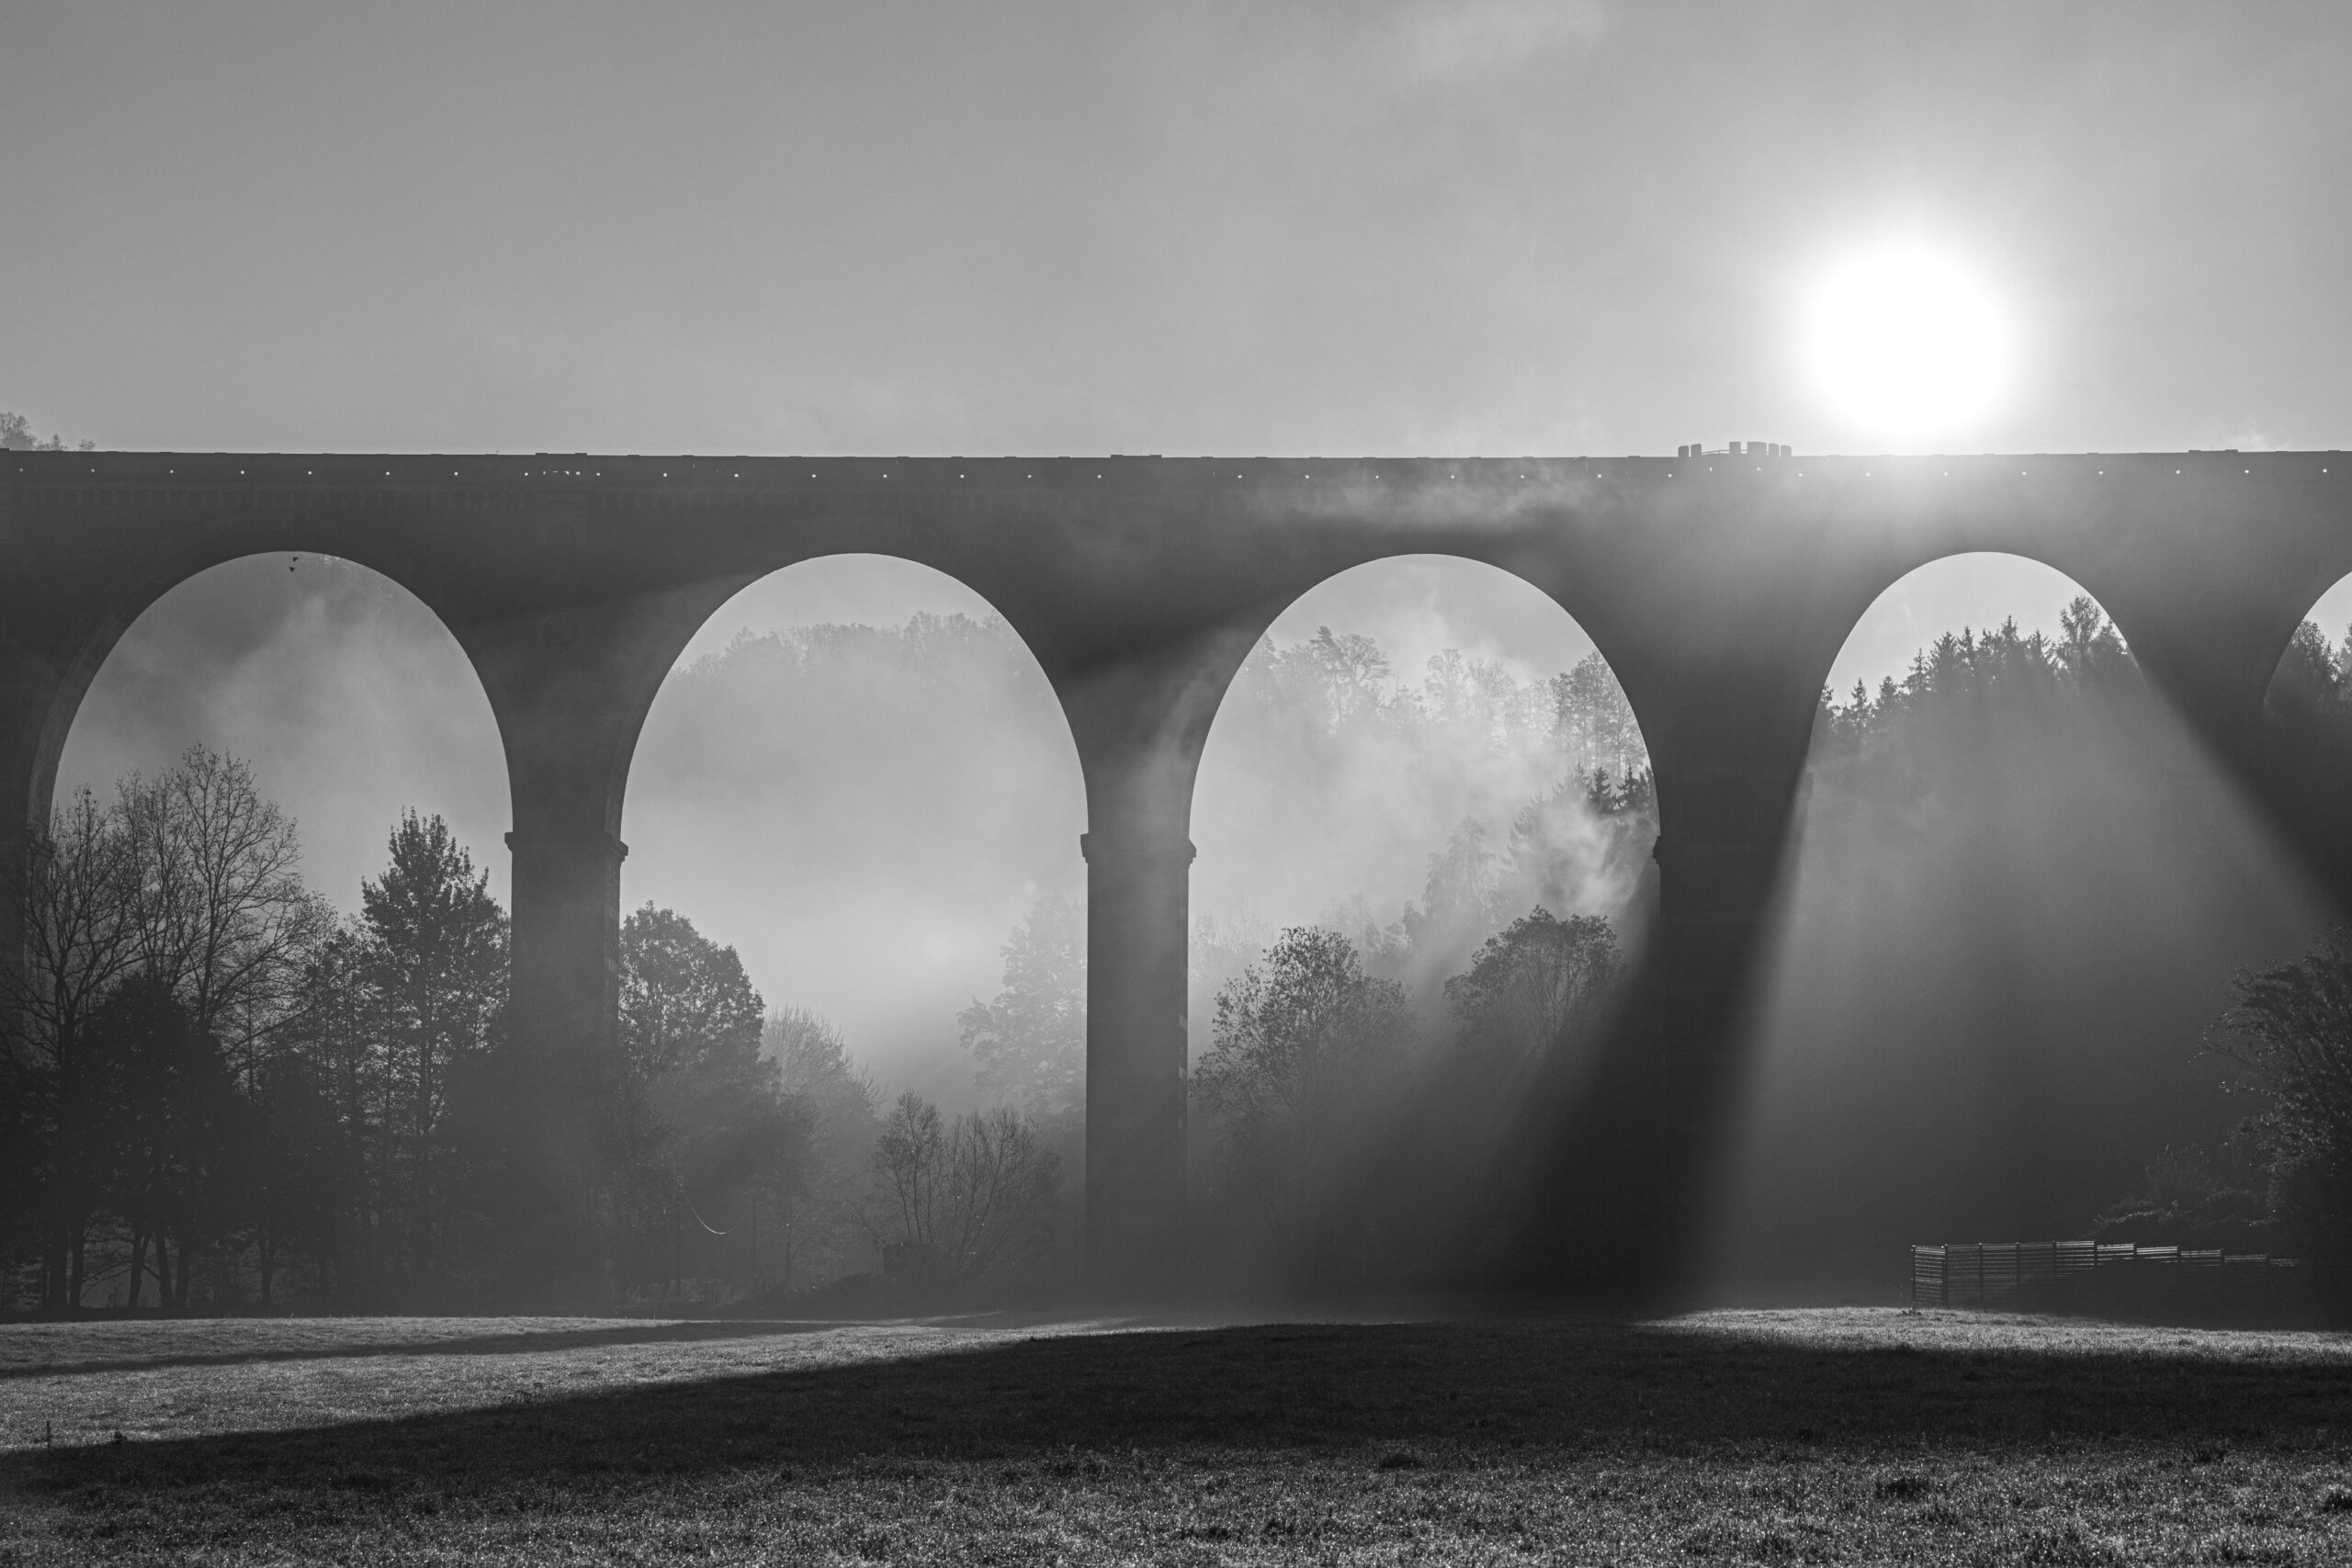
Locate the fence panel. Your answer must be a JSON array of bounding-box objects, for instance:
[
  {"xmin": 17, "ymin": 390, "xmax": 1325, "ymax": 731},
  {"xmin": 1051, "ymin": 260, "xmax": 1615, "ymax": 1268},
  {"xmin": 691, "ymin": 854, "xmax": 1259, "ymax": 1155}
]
[{"xmin": 1906, "ymin": 1240, "xmax": 2342, "ymax": 1327}]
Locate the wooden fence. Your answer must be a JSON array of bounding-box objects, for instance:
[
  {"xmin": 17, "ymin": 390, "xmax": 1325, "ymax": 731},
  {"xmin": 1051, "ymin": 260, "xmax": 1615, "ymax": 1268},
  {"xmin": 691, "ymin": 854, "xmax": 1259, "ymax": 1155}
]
[{"xmin": 1909, "ymin": 1241, "xmax": 2342, "ymax": 1326}]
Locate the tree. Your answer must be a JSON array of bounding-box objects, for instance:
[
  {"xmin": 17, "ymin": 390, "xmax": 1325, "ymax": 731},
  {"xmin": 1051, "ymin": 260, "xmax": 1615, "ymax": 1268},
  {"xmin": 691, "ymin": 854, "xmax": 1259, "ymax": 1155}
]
[
  {"xmin": 356, "ymin": 813, "xmax": 508, "ymax": 1293},
  {"xmin": 0, "ymin": 788, "xmax": 143, "ymax": 1312},
  {"xmin": 86, "ymin": 975, "xmax": 242, "ymax": 1311},
  {"xmin": 1307, "ymin": 626, "xmax": 1393, "ymax": 725},
  {"xmin": 243, "ymin": 1054, "xmax": 354, "ymax": 1308},
  {"xmin": 862, "ymin": 1091, "xmax": 1059, "ymax": 1289},
  {"xmin": 612, "ymin": 905, "xmax": 789, "ymax": 1292},
  {"xmin": 1550, "ymin": 651, "xmax": 1648, "ymax": 782},
  {"xmin": 0, "ymin": 411, "xmax": 94, "ymax": 451},
  {"xmin": 278, "ymin": 926, "xmax": 387, "ymax": 1304},
  {"xmin": 618, "ymin": 905, "xmax": 765, "ymax": 1087},
  {"xmin": 1193, "ymin": 927, "xmax": 1411, "ymax": 1270},
  {"xmin": 763, "ymin": 1004, "xmax": 876, "ymax": 1289},
  {"xmin": 1444, "ymin": 908, "xmax": 1623, "ymax": 1077},
  {"xmin": 118, "ymin": 746, "xmax": 331, "ymax": 1066},
  {"xmin": 2089, "ymin": 1138, "xmax": 2270, "ymax": 1251},
  {"xmin": 958, "ymin": 893, "xmax": 1086, "ymax": 1121},
  {"xmin": 2207, "ymin": 929, "xmax": 2352, "ymax": 1258}
]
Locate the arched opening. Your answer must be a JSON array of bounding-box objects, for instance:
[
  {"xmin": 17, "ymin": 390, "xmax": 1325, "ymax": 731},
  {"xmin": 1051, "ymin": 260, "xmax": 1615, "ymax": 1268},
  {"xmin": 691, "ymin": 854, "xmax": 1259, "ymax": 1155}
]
[
  {"xmin": 59, "ymin": 554, "xmax": 510, "ymax": 908},
  {"xmin": 617, "ymin": 554, "xmax": 1085, "ymax": 1303},
  {"xmin": 1715, "ymin": 552, "xmax": 2329, "ymax": 1303},
  {"xmin": 31, "ymin": 553, "xmax": 511, "ymax": 1314},
  {"xmin": 1188, "ymin": 553, "xmax": 1654, "ymax": 1285},
  {"xmin": 2256, "ymin": 571, "xmax": 2352, "ymax": 911}
]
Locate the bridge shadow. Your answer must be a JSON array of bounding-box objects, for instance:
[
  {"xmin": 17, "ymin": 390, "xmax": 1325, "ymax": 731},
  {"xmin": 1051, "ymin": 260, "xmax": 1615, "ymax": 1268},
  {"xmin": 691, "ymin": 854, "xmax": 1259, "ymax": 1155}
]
[{"xmin": 7, "ymin": 1314, "xmax": 2350, "ymax": 1506}]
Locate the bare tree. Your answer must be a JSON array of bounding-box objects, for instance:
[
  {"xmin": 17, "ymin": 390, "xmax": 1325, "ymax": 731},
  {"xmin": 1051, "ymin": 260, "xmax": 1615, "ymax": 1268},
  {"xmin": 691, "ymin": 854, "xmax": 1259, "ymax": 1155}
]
[
  {"xmin": 118, "ymin": 747, "xmax": 330, "ymax": 1070},
  {"xmin": 0, "ymin": 788, "xmax": 143, "ymax": 1312},
  {"xmin": 862, "ymin": 1092, "xmax": 1058, "ymax": 1288}
]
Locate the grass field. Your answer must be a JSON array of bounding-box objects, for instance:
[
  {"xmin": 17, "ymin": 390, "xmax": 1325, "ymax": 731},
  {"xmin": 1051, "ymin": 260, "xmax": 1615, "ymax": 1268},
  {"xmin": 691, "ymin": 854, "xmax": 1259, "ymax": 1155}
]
[{"xmin": 4, "ymin": 1306, "xmax": 2351, "ymax": 1564}]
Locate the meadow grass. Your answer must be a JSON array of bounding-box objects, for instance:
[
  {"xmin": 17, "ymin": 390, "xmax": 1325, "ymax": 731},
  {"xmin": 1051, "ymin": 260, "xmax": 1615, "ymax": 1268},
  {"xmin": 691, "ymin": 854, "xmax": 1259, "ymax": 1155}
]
[{"xmin": 3, "ymin": 1305, "xmax": 2349, "ymax": 1564}]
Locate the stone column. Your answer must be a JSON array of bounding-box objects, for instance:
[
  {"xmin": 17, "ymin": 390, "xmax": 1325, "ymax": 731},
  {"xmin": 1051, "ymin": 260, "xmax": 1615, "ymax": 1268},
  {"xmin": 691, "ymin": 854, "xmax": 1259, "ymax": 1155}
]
[
  {"xmin": 1055, "ymin": 624, "xmax": 1246, "ymax": 1298},
  {"xmin": 463, "ymin": 592, "xmax": 684, "ymax": 1304},
  {"xmin": 504, "ymin": 823, "xmax": 627, "ymax": 1080},
  {"xmin": 1518, "ymin": 664, "xmax": 1818, "ymax": 1304},
  {"xmin": 1081, "ymin": 824, "xmax": 1193, "ymax": 1292},
  {"xmin": 494, "ymin": 795, "xmax": 630, "ymax": 1303}
]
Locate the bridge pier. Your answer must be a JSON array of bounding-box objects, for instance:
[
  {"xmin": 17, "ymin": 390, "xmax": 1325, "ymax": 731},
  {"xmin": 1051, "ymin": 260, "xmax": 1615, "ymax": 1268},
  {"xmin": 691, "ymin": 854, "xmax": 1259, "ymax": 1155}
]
[
  {"xmin": 1080, "ymin": 826, "xmax": 1193, "ymax": 1292},
  {"xmin": 499, "ymin": 821, "xmax": 626, "ymax": 1295},
  {"xmin": 463, "ymin": 595, "xmax": 680, "ymax": 1303},
  {"xmin": 1056, "ymin": 625, "xmax": 1247, "ymax": 1297},
  {"xmin": 1509, "ymin": 650, "xmax": 1820, "ymax": 1304}
]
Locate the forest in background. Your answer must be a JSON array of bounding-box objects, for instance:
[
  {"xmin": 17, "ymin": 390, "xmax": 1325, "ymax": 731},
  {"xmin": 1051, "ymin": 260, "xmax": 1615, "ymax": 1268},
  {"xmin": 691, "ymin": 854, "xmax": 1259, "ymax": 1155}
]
[{"xmin": 8, "ymin": 594, "xmax": 2352, "ymax": 1311}]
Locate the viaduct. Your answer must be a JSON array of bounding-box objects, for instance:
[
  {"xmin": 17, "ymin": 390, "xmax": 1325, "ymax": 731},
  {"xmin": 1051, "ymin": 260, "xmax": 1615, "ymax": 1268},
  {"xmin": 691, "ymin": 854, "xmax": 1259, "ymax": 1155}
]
[{"xmin": 5, "ymin": 448, "xmax": 2347, "ymax": 1296}]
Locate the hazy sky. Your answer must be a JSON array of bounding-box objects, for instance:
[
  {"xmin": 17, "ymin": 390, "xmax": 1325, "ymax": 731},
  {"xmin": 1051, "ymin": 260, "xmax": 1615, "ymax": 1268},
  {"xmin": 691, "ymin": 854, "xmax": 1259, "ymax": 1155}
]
[{"xmin": 5, "ymin": 2, "xmax": 2347, "ymax": 463}]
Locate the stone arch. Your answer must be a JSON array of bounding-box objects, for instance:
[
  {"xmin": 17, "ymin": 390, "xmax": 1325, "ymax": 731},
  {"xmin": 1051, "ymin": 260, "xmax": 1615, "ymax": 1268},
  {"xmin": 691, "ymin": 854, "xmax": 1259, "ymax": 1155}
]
[
  {"xmin": 570, "ymin": 540, "xmax": 1079, "ymax": 859},
  {"xmin": 1178, "ymin": 547, "xmax": 1662, "ymax": 840},
  {"xmin": 28, "ymin": 525, "xmax": 483, "ymax": 846},
  {"xmin": 1815, "ymin": 550, "xmax": 2133, "ymax": 706},
  {"xmin": 1179, "ymin": 550, "xmax": 1659, "ymax": 1282},
  {"xmin": 1805, "ymin": 545, "xmax": 2164, "ymax": 727},
  {"xmin": 1711, "ymin": 549, "xmax": 2329, "ymax": 1302},
  {"xmin": 2263, "ymin": 571, "xmax": 2352, "ymax": 698},
  {"xmin": 2252, "ymin": 570, "xmax": 2352, "ymax": 911},
  {"xmin": 616, "ymin": 551, "xmax": 1088, "ymax": 1109},
  {"xmin": 1190, "ymin": 551, "xmax": 1655, "ymax": 964}
]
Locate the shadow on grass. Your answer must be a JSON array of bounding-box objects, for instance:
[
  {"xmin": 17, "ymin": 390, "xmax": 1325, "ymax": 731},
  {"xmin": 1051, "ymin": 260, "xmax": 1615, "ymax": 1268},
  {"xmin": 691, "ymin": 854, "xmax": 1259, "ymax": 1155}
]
[
  {"xmin": 3, "ymin": 1316, "xmax": 910, "ymax": 1382},
  {"xmin": 8, "ymin": 1314, "xmax": 2352, "ymax": 1505}
]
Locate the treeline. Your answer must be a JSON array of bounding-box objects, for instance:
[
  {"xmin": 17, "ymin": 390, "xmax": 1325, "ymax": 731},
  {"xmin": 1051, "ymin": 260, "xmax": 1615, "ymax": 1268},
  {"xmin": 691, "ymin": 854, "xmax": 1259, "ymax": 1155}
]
[
  {"xmin": 1706, "ymin": 593, "xmax": 2352, "ymax": 1296},
  {"xmin": 1206, "ymin": 628, "xmax": 1654, "ymax": 987},
  {"xmin": 0, "ymin": 746, "xmax": 989, "ymax": 1314},
  {"xmin": 1172, "ymin": 599, "xmax": 2352, "ymax": 1288},
  {"xmin": 0, "ymin": 410, "xmax": 95, "ymax": 452},
  {"xmin": 953, "ymin": 626, "xmax": 1662, "ymax": 1288},
  {"xmin": 1844, "ymin": 600, "xmax": 2352, "ymax": 1267},
  {"xmin": 1187, "ymin": 634, "xmax": 1658, "ymax": 1281},
  {"xmin": 29, "ymin": 597, "xmax": 2346, "ymax": 1306},
  {"xmin": 2088, "ymin": 614, "xmax": 2352, "ymax": 1264}
]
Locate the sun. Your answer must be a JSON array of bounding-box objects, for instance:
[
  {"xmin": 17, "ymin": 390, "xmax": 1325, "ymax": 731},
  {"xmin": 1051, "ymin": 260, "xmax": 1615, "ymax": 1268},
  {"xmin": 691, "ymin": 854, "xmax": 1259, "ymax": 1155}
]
[{"xmin": 1805, "ymin": 244, "xmax": 2007, "ymax": 442}]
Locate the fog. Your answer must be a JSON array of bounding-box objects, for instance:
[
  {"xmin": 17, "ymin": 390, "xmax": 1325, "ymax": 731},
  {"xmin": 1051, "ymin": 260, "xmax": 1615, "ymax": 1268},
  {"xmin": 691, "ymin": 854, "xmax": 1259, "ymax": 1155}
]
[
  {"xmin": 62, "ymin": 546, "xmax": 2352, "ymax": 1303},
  {"xmin": 1193, "ymin": 555, "xmax": 1641, "ymax": 1017},
  {"xmin": 1195, "ymin": 558, "xmax": 1601, "ymax": 926},
  {"xmin": 60, "ymin": 551, "xmax": 1640, "ymax": 1107},
  {"xmin": 1710, "ymin": 555, "xmax": 2338, "ymax": 1303},
  {"xmin": 623, "ymin": 559, "xmax": 1084, "ymax": 1104},
  {"xmin": 56, "ymin": 555, "xmax": 512, "ymax": 911}
]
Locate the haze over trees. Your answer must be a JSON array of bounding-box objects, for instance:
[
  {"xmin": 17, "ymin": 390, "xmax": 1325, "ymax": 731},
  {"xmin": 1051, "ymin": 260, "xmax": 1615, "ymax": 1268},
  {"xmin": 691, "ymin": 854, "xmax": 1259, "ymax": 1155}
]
[
  {"xmin": 2, "ymin": 755, "xmax": 888, "ymax": 1311},
  {"xmin": 1719, "ymin": 597, "xmax": 2338, "ymax": 1298},
  {"xmin": 0, "ymin": 410, "xmax": 94, "ymax": 451},
  {"xmin": 12, "ymin": 580, "xmax": 2352, "ymax": 1311}
]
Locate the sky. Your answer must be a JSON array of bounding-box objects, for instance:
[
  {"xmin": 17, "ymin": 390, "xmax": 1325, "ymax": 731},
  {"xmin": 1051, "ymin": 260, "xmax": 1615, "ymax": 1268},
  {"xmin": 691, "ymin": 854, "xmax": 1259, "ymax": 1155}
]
[{"xmin": 5, "ymin": 2, "xmax": 2348, "ymax": 463}]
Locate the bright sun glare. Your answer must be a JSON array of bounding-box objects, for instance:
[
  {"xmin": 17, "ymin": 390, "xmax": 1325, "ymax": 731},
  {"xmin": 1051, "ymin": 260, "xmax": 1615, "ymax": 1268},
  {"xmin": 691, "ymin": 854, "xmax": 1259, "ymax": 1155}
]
[{"xmin": 1806, "ymin": 245, "xmax": 2007, "ymax": 441}]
